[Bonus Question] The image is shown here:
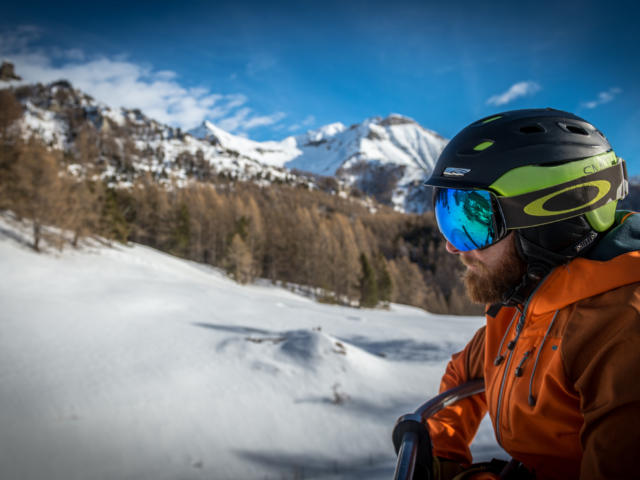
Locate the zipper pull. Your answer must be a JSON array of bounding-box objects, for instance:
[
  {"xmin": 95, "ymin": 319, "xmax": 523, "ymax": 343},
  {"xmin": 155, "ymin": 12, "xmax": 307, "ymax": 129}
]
[
  {"xmin": 507, "ymin": 321, "xmax": 525, "ymax": 351},
  {"xmin": 514, "ymin": 350, "xmax": 533, "ymax": 377}
]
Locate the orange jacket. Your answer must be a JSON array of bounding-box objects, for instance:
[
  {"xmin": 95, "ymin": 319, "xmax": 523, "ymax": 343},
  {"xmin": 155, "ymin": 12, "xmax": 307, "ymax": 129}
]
[{"xmin": 427, "ymin": 211, "xmax": 640, "ymax": 479}]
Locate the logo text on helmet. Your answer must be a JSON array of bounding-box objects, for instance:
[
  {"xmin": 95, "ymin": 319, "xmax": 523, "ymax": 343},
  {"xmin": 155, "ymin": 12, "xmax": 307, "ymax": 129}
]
[
  {"xmin": 443, "ymin": 167, "xmax": 471, "ymax": 177},
  {"xmin": 583, "ymin": 164, "xmax": 601, "ymax": 175},
  {"xmin": 583, "ymin": 154, "xmax": 615, "ymax": 175},
  {"xmin": 523, "ymin": 180, "xmax": 612, "ymax": 217}
]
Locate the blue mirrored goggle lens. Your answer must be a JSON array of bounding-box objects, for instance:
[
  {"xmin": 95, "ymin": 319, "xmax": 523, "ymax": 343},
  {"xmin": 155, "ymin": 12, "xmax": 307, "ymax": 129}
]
[{"xmin": 434, "ymin": 188, "xmax": 497, "ymax": 251}]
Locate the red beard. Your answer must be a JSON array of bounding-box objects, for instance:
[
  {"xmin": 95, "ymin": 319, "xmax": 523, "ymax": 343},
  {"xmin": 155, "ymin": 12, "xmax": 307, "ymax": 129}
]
[{"xmin": 462, "ymin": 239, "xmax": 526, "ymax": 305}]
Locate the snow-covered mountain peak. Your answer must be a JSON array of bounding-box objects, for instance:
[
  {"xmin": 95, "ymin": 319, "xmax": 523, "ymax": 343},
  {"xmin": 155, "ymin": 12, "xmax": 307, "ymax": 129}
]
[
  {"xmin": 301, "ymin": 122, "xmax": 347, "ymax": 143},
  {"xmin": 187, "ymin": 120, "xmax": 301, "ymax": 166},
  {"xmin": 379, "ymin": 113, "xmax": 416, "ymax": 126},
  {"xmin": 188, "ymin": 120, "xmax": 226, "ymax": 142},
  {"xmin": 281, "ymin": 114, "xmax": 448, "ymax": 211},
  {"xmin": 14, "ymin": 77, "xmax": 449, "ymax": 212},
  {"xmin": 187, "ymin": 112, "xmax": 449, "ymax": 211}
]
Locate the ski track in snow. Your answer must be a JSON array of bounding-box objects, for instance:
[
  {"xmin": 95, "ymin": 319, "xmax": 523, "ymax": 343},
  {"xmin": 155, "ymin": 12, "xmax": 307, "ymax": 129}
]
[{"xmin": 0, "ymin": 217, "xmax": 505, "ymax": 480}]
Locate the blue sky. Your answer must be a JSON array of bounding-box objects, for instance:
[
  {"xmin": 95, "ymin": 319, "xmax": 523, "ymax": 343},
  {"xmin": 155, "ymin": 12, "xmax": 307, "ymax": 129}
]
[{"xmin": 2, "ymin": 0, "xmax": 639, "ymax": 174}]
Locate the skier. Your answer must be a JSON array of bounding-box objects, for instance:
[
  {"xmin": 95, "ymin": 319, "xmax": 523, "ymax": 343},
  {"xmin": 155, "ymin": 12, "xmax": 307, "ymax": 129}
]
[{"xmin": 421, "ymin": 109, "xmax": 640, "ymax": 479}]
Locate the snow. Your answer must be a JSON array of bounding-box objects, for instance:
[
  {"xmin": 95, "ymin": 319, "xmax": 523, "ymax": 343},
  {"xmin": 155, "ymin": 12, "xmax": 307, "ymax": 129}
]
[
  {"xmin": 284, "ymin": 116, "xmax": 447, "ymax": 179},
  {"xmin": 187, "ymin": 116, "xmax": 449, "ymax": 211},
  {"xmin": 17, "ymin": 81, "xmax": 446, "ymax": 212},
  {"xmin": 0, "ymin": 215, "xmax": 504, "ymax": 480},
  {"xmin": 21, "ymin": 101, "xmax": 68, "ymax": 150},
  {"xmin": 305, "ymin": 122, "xmax": 347, "ymax": 141},
  {"xmin": 188, "ymin": 120, "xmax": 302, "ymax": 167},
  {"xmin": 101, "ymin": 106, "xmax": 126, "ymax": 126}
]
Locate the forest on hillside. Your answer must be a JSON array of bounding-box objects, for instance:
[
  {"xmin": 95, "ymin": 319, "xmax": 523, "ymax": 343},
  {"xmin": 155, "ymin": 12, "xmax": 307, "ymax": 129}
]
[{"xmin": 0, "ymin": 87, "xmax": 480, "ymax": 315}]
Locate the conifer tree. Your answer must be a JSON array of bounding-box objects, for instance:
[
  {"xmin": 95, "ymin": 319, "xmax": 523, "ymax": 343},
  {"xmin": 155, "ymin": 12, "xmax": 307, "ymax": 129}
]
[
  {"xmin": 332, "ymin": 213, "xmax": 360, "ymax": 301},
  {"xmin": 374, "ymin": 253, "xmax": 393, "ymax": 306},
  {"xmin": 100, "ymin": 187, "xmax": 130, "ymax": 243},
  {"xmin": 387, "ymin": 256, "xmax": 427, "ymax": 308},
  {"xmin": 359, "ymin": 253, "xmax": 379, "ymax": 308},
  {"xmin": 12, "ymin": 138, "xmax": 66, "ymax": 251},
  {"xmin": 0, "ymin": 89, "xmax": 22, "ymax": 141},
  {"xmin": 73, "ymin": 124, "xmax": 99, "ymax": 164},
  {"xmin": 169, "ymin": 202, "xmax": 191, "ymax": 257},
  {"xmin": 227, "ymin": 233, "xmax": 253, "ymax": 284},
  {"xmin": 244, "ymin": 194, "xmax": 265, "ymax": 275},
  {"xmin": 65, "ymin": 179, "xmax": 101, "ymax": 247}
]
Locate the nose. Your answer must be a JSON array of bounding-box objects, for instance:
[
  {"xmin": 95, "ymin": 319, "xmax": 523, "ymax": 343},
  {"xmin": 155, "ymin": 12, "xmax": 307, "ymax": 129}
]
[{"xmin": 445, "ymin": 240, "xmax": 461, "ymax": 254}]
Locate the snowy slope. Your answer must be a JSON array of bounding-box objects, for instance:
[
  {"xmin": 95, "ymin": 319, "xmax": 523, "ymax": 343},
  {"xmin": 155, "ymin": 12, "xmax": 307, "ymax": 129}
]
[{"xmin": 0, "ymin": 217, "xmax": 501, "ymax": 480}]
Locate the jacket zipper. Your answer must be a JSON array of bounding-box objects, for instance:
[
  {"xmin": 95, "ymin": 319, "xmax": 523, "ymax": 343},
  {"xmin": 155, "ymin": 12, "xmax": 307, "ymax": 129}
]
[
  {"xmin": 494, "ymin": 277, "xmax": 548, "ymax": 446},
  {"xmin": 494, "ymin": 320, "xmax": 518, "ymax": 446}
]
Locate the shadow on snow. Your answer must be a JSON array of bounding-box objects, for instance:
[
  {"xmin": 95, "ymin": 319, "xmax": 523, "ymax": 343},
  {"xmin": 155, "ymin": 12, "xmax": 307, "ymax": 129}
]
[
  {"xmin": 234, "ymin": 449, "xmax": 395, "ymax": 479},
  {"xmin": 192, "ymin": 322, "xmax": 459, "ymax": 363}
]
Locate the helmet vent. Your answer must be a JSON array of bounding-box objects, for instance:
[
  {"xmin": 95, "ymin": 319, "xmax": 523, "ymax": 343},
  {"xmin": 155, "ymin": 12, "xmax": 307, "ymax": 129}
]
[
  {"xmin": 558, "ymin": 122, "xmax": 589, "ymax": 135},
  {"xmin": 519, "ymin": 124, "xmax": 545, "ymax": 134},
  {"xmin": 566, "ymin": 125, "xmax": 588, "ymax": 135}
]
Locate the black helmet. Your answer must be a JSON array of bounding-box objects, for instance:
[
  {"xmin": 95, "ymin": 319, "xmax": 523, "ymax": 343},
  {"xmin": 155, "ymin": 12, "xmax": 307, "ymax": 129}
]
[{"xmin": 425, "ymin": 108, "xmax": 628, "ymax": 304}]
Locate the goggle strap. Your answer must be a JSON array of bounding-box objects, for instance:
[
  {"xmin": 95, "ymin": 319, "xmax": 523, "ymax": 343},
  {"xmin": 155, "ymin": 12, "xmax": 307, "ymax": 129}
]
[{"xmin": 496, "ymin": 162, "xmax": 626, "ymax": 230}]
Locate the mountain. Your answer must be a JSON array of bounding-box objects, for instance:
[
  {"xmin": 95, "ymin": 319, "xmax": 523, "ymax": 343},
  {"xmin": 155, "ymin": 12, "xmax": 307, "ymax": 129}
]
[
  {"xmin": 13, "ymin": 81, "xmax": 312, "ymax": 189},
  {"xmin": 188, "ymin": 120, "xmax": 301, "ymax": 167},
  {"xmin": 7, "ymin": 75, "xmax": 637, "ymax": 215},
  {"xmin": 8, "ymin": 76, "xmax": 447, "ymax": 213},
  {"xmin": 190, "ymin": 115, "xmax": 448, "ymax": 212},
  {"xmin": 5, "ymin": 79, "xmax": 487, "ymax": 316}
]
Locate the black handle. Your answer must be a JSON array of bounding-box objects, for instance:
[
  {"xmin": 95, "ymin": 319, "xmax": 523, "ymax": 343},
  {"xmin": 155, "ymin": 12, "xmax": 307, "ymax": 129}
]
[{"xmin": 392, "ymin": 379, "xmax": 485, "ymax": 480}]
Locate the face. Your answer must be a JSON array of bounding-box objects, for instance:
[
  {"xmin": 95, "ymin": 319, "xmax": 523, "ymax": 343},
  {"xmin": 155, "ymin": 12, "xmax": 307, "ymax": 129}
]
[{"xmin": 446, "ymin": 232, "xmax": 526, "ymax": 304}]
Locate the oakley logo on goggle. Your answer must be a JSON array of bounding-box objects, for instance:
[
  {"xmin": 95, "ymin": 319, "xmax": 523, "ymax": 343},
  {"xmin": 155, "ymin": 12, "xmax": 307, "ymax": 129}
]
[
  {"xmin": 443, "ymin": 167, "xmax": 471, "ymax": 177},
  {"xmin": 523, "ymin": 180, "xmax": 612, "ymax": 217}
]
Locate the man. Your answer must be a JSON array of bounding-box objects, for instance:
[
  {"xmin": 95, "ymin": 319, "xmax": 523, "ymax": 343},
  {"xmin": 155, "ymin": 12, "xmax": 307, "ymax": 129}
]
[{"xmin": 422, "ymin": 109, "xmax": 640, "ymax": 479}]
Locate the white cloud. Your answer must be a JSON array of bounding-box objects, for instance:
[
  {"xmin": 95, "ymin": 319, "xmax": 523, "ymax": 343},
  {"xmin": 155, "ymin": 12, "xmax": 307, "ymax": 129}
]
[
  {"xmin": 217, "ymin": 107, "xmax": 252, "ymax": 132},
  {"xmin": 216, "ymin": 107, "xmax": 285, "ymax": 133},
  {"xmin": 581, "ymin": 87, "xmax": 622, "ymax": 109},
  {"xmin": 242, "ymin": 112, "xmax": 286, "ymax": 129},
  {"xmin": 486, "ymin": 81, "xmax": 541, "ymax": 106},
  {"xmin": 287, "ymin": 115, "xmax": 316, "ymax": 132},
  {"xmin": 246, "ymin": 54, "xmax": 277, "ymax": 76},
  {"xmin": 0, "ymin": 28, "xmax": 287, "ymax": 134}
]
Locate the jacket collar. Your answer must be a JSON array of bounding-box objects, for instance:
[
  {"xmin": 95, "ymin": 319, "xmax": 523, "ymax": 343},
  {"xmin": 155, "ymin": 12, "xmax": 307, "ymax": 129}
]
[{"xmin": 528, "ymin": 212, "xmax": 640, "ymax": 315}]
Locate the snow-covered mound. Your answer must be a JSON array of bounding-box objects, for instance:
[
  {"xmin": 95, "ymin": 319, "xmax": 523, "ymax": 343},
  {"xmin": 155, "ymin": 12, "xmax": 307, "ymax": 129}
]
[{"xmin": 0, "ymin": 216, "xmax": 500, "ymax": 480}]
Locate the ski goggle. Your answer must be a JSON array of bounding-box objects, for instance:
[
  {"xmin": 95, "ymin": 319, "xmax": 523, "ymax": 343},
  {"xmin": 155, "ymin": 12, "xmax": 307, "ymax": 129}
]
[
  {"xmin": 432, "ymin": 160, "xmax": 628, "ymax": 251},
  {"xmin": 433, "ymin": 188, "xmax": 506, "ymax": 251}
]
